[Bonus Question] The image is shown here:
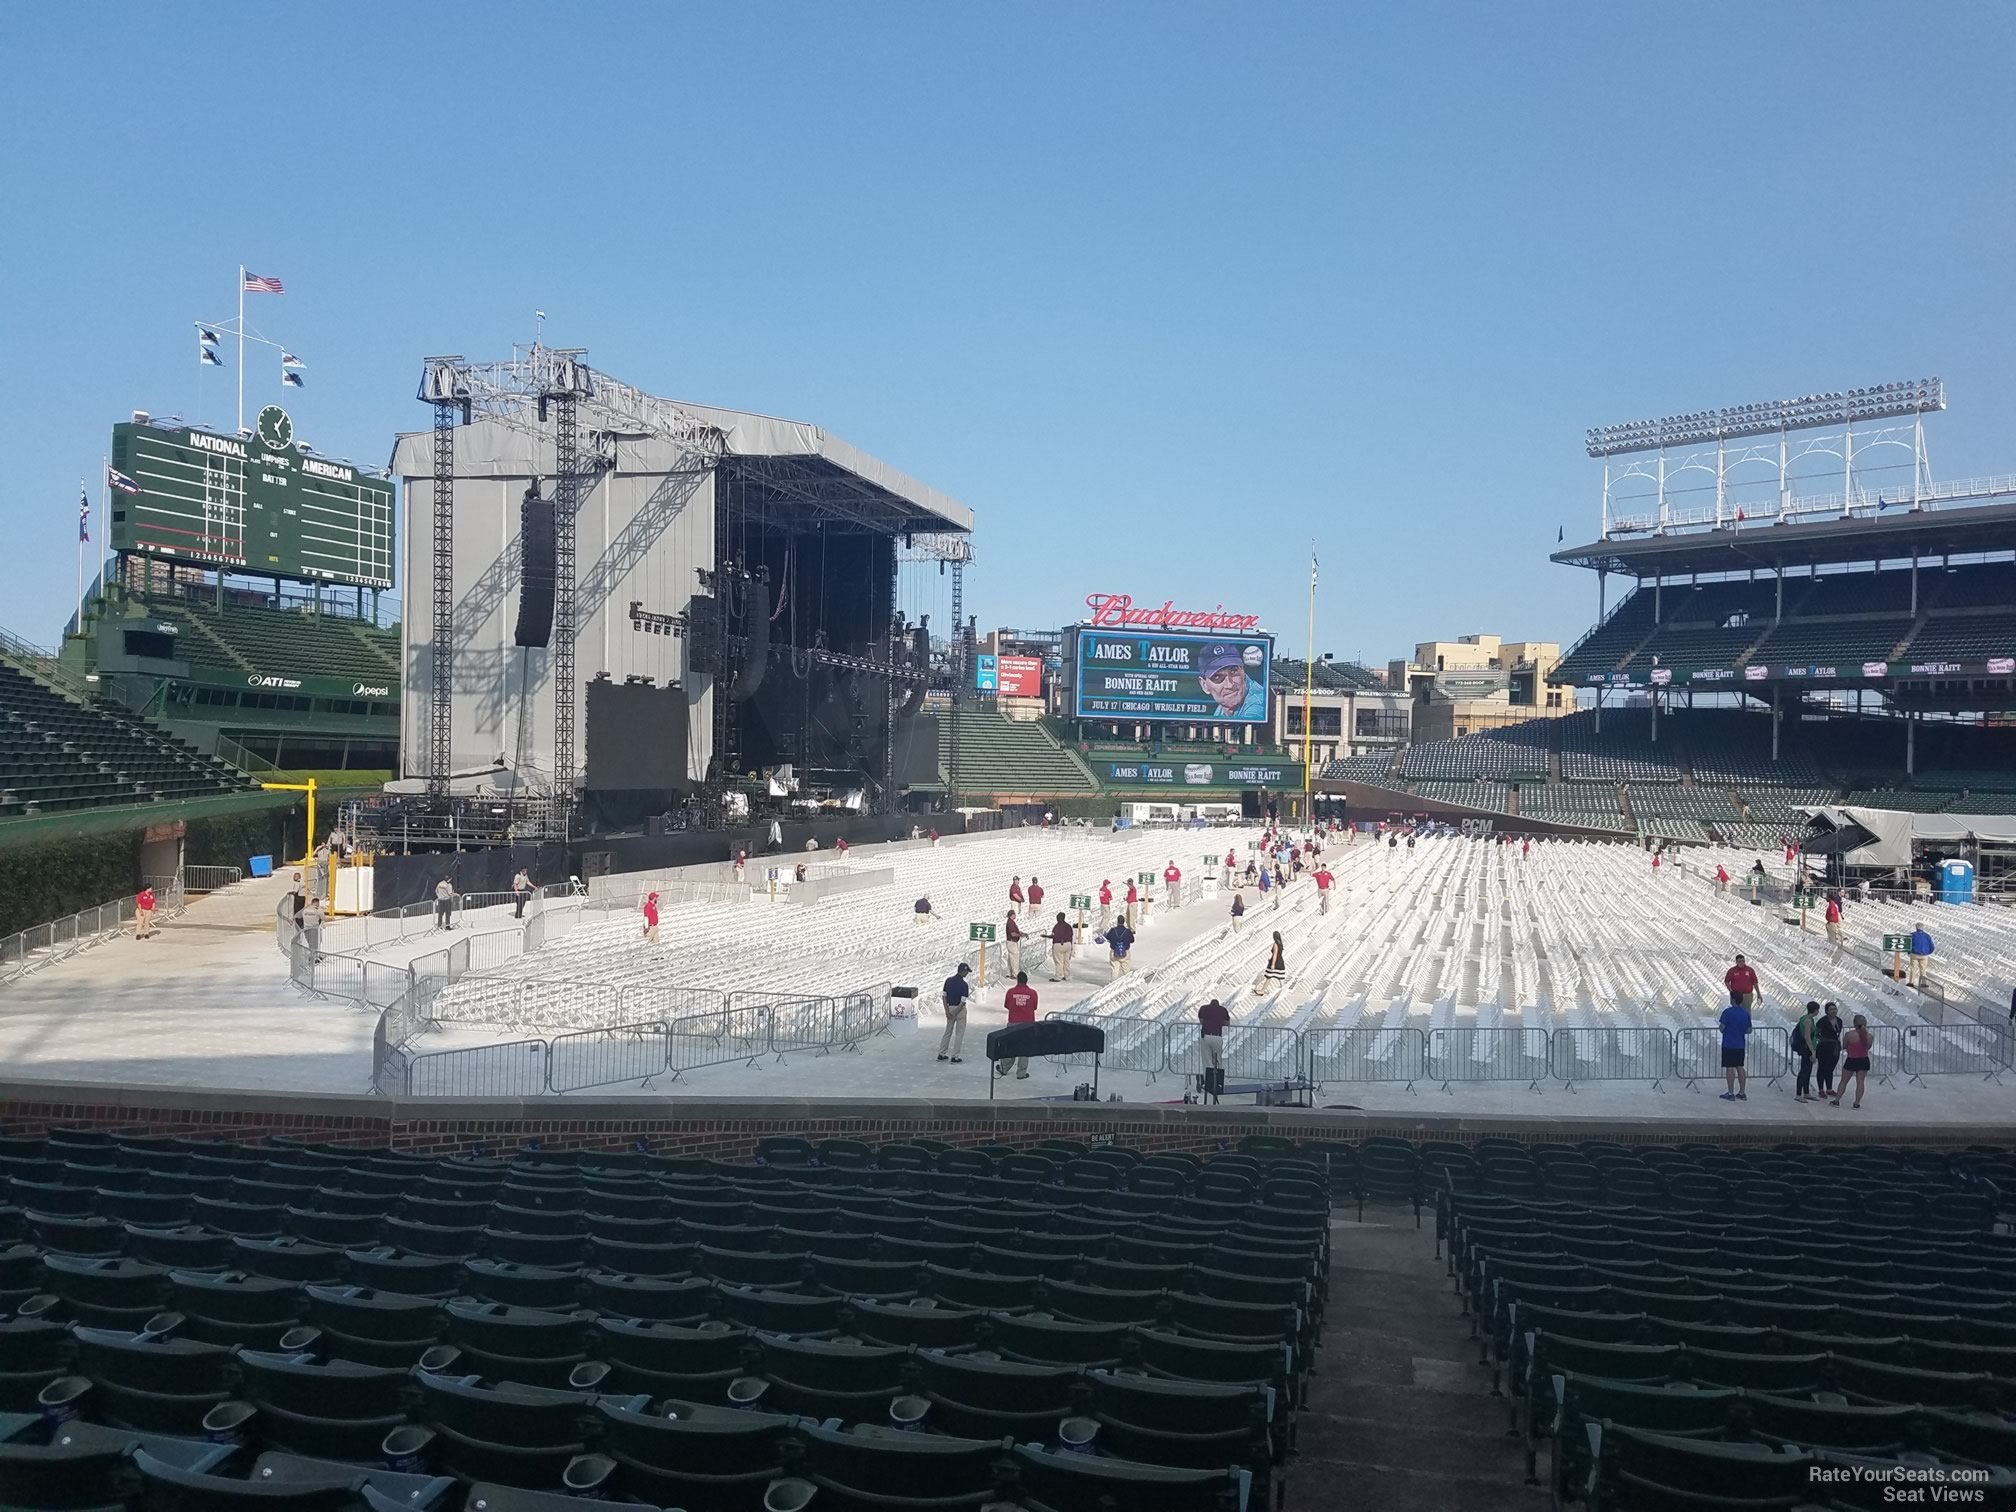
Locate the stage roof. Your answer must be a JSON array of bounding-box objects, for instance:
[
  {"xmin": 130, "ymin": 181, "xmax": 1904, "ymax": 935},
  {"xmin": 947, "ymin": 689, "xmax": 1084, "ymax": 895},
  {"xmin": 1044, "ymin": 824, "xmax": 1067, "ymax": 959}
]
[
  {"xmin": 1553, "ymin": 499, "xmax": 2016, "ymax": 577},
  {"xmin": 392, "ymin": 395, "xmax": 972, "ymax": 536},
  {"xmin": 1799, "ymin": 805, "xmax": 2016, "ymax": 868}
]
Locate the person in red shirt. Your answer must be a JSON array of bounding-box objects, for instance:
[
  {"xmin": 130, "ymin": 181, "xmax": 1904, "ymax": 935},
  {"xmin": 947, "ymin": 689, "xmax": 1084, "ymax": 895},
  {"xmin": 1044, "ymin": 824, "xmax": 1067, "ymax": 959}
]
[
  {"xmin": 1027, "ymin": 877, "xmax": 1045, "ymax": 915},
  {"xmin": 1715, "ymin": 863, "xmax": 1730, "ymax": 894},
  {"xmin": 733, "ymin": 848, "xmax": 747, "ymax": 883},
  {"xmin": 1003, "ymin": 909, "xmax": 1024, "ymax": 977},
  {"xmin": 1521, "ymin": 838, "xmax": 1530, "ymax": 859},
  {"xmin": 1124, "ymin": 879, "xmax": 1140, "ymax": 928},
  {"xmin": 135, "ymin": 885, "xmax": 159, "ymax": 940},
  {"xmin": 1197, "ymin": 998, "xmax": 1231, "ymax": 1100},
  {"xmin": 641, "ymin": 892, "xmax": 660, "ymax": 944},
  {"xmin": 1223, "ymin": 849, "xmax": 1236, "ymax": 886},
  {"xmin": 927, "ymin": 828, "xmax": 939, "ymax": 846},
  {"xmin": 1312, "ymin": 866, "xmax": 1335, "ymax": 915},
  {"xmin": 997, "ymin": 972, "xmax": 1039, "ymax": 1079},
  {"xmin": 1097, "ymin": 879, "xmax": 1113, "ymax": 929},
  {"xmin": 1823, "ymin": 892, "xmax": 1843, "ymax": 947},
  {"xmin": 1008, "ymin": 875, "xmax": 1025, "ymax": 912},
  {"xmin": 1163, "ymin": 861, "xmax": 1183, "ymax": 909},
  {"xmin": 1724, "ymin": 953, "xmax": 1759, "ymax": 1010},
  {"xmin": 835, "ymin": 837, "xmax": 848, "ymax": 857}
]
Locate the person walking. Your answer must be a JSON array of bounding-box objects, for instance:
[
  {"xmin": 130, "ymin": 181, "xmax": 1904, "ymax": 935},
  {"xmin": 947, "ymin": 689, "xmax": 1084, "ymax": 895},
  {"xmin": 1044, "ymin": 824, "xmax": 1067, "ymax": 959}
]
[
  {"xmin": 1907, "ymin": 923, "xmax": 1934, "ymax": 988},
  {"xmin": 1197, "ymin": 997, "xmax": 1230, "ymax": 1101},
  {"xmin": 1832, "ymin": 1014, "xmax": 1875, "ymax": 1108},
  {"xmin": 641, "ymin": 891, "xmax": 660, "ymax": 944},
  {"xmin": 1028, "ymin": 876, "xmax": 1046, "ymax": 919},
  {"xmin": 1718, "ymin": 992, "xmax": 1752, "ymax": 1102},
  {"xmin": 937, "ymin": 963, "xmax": 972, "ymax": 1063},
  {"xmin": 1791, "ymin": 1000, "xmax": 1820, "ymax": 1102},
  {"xmin": 997, "ymin": 972, "xmax": 1038, "ymax": 1079},
  {"xmin": 1009, "ymin": 875, "xmax": 1025, "ymax": 916},
  {"xmin": 1253, "ymin": 931, "xmax": 1287, "ymax": 994},
  {"xmin": 1313, "ymin": 865, "xmax": 1334, "ymax": 914},
  {"xmin": 1723, "ymin": 954, "xmax": 1758, "ymax": 1010},
  {"xmin": 1229, "ymin": 891, "xmax": 1246, "ymax": 932},
  {"xmin": 434, "ymin": 877, "xmax": 457, "ymax": 930},
  {"xmin": 134, "ymin": 884, "xmax": 159, "ymax": 941},
  {"xmin": 1715, "ymin": 863, "xmax": 1730, "ymax": 895},
  {"xmin": 1815, "ymin": 1002, "xmax": 1843, "ymax": 1100},
  {"xmin": 1256, "ymin": 867, "xmax": 1272, "ymax": 905},
  {"xmin": 1003, "ymin": 910, "xmax": 1024, "ymax": 977},
  {"xmin": 1104, "ymin": 917, "xmax": 1135, "ymax": 979},
  {"xmin": 733, "ymin": 848, "xmax": 747, "ymax": 883},
  {"xmin": 1097, "ymin": 879, "xmax": 1112, "ymax": 930},
  {"xmin": 300, "ymin": 893, "xmax": 324, "ymax": 961},
  {"xmin": 1163, "ymin": 860, "xmax": 1183, "ymax": 910},
  {"xmin": 1223, "ymin": 848, "xmax": 1236, "ymax": 887},
  {"xmin": 512, "ymin": 867, "xmax": 534, "ymax": 919},
  {"xmin": 1048, "ymin": 912, "xmax": 1074, "ymax": 982},
  {"xmin": 1823, "ymin": 891, "xmax": 1843, "ymax": 948}
]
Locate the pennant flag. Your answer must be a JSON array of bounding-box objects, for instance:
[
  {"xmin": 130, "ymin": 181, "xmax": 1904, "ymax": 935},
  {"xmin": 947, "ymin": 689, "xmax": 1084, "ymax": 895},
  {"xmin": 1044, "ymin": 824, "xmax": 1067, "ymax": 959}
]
[
  {"xmin": 281, "ymin": 352, "xmax": 304, "ymax": 369},
  {"xmin": 242, "ymin": 270, "xmax": 284, "ymax": 294},
  {"xmin": 78, "ymin": 486, "xmax": 90, "ymax": 544},
  {"xmin": 199, "ymin": 347, "xmax": 223, "ymax": 366},
  {"xmin": 107, "ymin": 467, "xmax": 141, "ymax": 496},
  {"xmin": 1557, "ymin": 525, "xmax": 1564, "ymax": 542},
  {"xmin": 282, "ymin": 370, "xmax": 304, "ymax": 388},
  {"xmin": 1310, "ymin": 551, "xmax": 1319, "ymax": 589},
  {"xmin": 198, "ymin": 327, "xmax": 220, "ymax": 345}
]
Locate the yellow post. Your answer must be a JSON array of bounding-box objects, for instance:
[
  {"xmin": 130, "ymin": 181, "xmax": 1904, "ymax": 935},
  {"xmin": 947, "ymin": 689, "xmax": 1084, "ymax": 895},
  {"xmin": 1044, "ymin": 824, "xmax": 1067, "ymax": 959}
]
[
  {"xmin": 259, "ymin": 778, "xmax": 318, "ymax": 867},
  {"xmin": 1302, "ymin": 547, "xmax": 1317, "ymax": 816}
]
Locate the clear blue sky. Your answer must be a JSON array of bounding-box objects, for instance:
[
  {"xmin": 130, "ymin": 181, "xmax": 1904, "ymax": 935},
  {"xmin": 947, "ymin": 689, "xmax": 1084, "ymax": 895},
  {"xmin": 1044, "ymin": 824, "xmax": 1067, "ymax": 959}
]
[{"xmin": 2, "ymin": 3, "xmax": 2011, "ymax": 665}]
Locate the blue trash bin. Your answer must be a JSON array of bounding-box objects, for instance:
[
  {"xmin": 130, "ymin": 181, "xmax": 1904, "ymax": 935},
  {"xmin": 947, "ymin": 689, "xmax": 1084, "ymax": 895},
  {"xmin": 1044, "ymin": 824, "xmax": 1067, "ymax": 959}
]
[
  {"xmin": 1937, "ymin": 859, "xmax": 1974, "ymax": 904},
  {"xmin": 248, "ymin": 854, "xmax": 274, "ymax": 878}
]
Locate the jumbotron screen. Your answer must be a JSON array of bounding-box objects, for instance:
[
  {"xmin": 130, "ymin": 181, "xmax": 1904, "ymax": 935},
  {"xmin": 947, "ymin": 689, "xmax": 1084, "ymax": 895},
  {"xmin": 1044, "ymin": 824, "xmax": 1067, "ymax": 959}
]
[
  {"xmin": 110, "ymin": 407, "xmax": 394, "ymax": 588},
  {"xmin": 1072, "ymin": 628, "xmax": 1274, "ymax": 724}
]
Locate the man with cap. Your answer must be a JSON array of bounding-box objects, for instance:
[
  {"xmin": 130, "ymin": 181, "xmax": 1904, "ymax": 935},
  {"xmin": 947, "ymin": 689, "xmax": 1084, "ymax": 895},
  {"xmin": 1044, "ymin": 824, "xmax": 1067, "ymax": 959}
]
[
  {"xmin": 1163, "ymin": 859, "xmax": 1183, "ymax": 910},
  {"xmin": 641, "ymin": 891, "xmax": 660, "ymax": 944},
  {"xmin": 997, "ymin": 972, "xmax": 1038, "ymax": 1079},
  {"xmin": 1198, "ymin": 642, "xmax": 1267, "ymax": 721},
  {"xmin": 938, "ymin": 963, "xmax": 973, "ymax": 1063},
  {"xmin": 1097, "ymin": 879, "xmax": 1112, "ymax": 929},
  {"xmin": 1197, "ymin": 997, "xmax": 1231, "ymax": 1100},
  {"xmin": 1048, "ymin": 911, "xmax": 1075, "ymax": 982}
]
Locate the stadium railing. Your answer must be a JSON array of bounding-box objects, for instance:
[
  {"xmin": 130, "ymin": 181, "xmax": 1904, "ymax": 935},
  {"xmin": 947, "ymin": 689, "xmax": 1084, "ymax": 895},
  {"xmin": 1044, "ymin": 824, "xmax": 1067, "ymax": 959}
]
[
  {"xmin": 0, "ymin": 878, "xmax": 186, "ymax": 985},
  {"xmin": 183, "ymin": 865, "xmax": 243, "ymax": 893},
  {"xmin": 1548, "ymin": 1026, "xmax": 1678, "ymax": 1090},
  {"xmin": 1426, "ymin": 1027, "xmax": 1552, "ymax": 1091}
]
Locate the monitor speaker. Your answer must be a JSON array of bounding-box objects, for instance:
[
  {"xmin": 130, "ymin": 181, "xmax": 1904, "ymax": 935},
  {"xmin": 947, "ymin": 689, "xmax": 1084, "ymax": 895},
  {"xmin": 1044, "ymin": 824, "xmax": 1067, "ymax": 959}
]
[{"xmin": 514, "ymin": 491, "xmax": 556, "ymax": 648}]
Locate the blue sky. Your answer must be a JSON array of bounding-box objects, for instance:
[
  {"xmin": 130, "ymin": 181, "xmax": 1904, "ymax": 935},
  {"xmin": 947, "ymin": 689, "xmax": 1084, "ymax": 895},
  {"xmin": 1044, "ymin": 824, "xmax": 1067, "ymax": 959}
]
[{"xmin": 2, "ymin": 3, "xmax": 2011, "ymax": 665}]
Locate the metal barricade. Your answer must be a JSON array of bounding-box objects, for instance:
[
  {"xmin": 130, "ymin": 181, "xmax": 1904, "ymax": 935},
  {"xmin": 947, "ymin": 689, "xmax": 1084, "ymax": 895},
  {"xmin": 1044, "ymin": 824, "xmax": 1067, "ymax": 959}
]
[
  {"xmin": 1426, "ymin": 1027, "xmax": 1552, "ymax": 1091},
  {"xmin": 1048, "ymin": 1013, "xmax": 1167, "ymax": 1077},
  {"xmin": 184, "ymin": 865, "xmax": 242, "ymax": 893},
  {"xmin": 405, "ymin": 1038, "xmax": 551, "ymax": 1097},
  {"xmin": 665, "ymin": 1001, "xmax": 773, "ymax": 1077},
  {"xmin": 1167, "ymin": 1022, "xmax": 1304, "ymax": 1084},
  {"xmin": 728, "ymin": 991, "xmax": 834, "ymax": 1059},
  {"xmin": 1304, "ymin": 1026, "xmax": 1426, "ymax": 1090},
  {"xmin": 1673, "ymin": 1025, "xmax": 1792, "ymax": 1088},
  {"xmin": 515, "ymin": 979, "xmax": 625, "ymax": 1035},
  {"xmin": 1548, "ymin": 1027, "xmax": 1677, "ymax": 1091},
  {"xmin": 836, "ymin": 983, "xmax": 894, "ymax": 1045},
  {"xmin": 549, "ymin": 1022, "xmax": 671, "ymax": 1093},
  {"xmin": 462, "ymin": 927, "xmax": 526, "ymax": 973},
  {"xmin": 1901, "ymin": 1021, "xmax": 2010, "ymax": 1082}
]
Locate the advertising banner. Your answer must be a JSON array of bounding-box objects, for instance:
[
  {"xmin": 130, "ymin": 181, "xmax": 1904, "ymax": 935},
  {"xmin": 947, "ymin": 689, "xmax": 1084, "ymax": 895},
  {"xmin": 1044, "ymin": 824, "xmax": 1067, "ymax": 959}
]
[
  {"xmin": 1075, "ymin": 629, "xmax": 1274, "ymax": 724},
  {"xmin": 1100, "ymin": 757, "xmax": 1300, "ymax": 788},
  {"xmin": 996, "ymin": 655, "xmax": 1043, "ymax": 697}
]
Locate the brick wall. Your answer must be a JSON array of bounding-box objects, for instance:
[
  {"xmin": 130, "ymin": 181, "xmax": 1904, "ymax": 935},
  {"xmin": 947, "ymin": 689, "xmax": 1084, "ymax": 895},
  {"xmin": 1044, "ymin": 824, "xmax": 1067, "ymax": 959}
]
[{"xmin": 0, "ymin": 1080, "xmax": 2005, "ymax": 1155}]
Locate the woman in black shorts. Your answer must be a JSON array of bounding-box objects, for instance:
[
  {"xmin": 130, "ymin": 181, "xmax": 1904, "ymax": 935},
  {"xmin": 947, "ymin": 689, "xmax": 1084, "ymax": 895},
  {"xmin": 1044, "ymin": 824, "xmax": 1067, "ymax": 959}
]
[{"xmin": 1832, "ymin": 1013, "xmax": 1873, "ymax": 1109}]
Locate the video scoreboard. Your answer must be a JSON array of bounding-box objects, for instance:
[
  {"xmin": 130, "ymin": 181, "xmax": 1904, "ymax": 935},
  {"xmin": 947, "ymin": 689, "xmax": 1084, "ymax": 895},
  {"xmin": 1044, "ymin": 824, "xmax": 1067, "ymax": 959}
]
[{"xmin": 110, "ymin": 405, "xmax": 394, "ymax": 589}]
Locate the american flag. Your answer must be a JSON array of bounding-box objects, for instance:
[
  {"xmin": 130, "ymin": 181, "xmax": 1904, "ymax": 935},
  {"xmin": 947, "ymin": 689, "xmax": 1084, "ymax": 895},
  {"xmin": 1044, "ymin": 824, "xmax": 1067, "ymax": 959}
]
[
  {"xmin": 242, "ymin": 270, "xmax": 285, "ymax": 294},
  {"xmin": 107, "ymin": 466, "xmax": 141, "ymax": 496},
  {"xmin": 78, "ymin": 487, "xmax": 90, "ymax": 544}
]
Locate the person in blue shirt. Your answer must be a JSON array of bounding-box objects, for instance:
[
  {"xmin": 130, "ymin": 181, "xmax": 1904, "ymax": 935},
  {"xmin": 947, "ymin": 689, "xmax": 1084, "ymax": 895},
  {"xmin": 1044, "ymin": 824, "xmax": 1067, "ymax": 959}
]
[
  {"xmin": 937, "ymin": 963, "xmax": 972, "ymax": 1063},
  {"xmin": 1907, "ymin": 924, "xmax": 1934, "ymax": 988},
  {"xmin": 1104, "ymin": 918, "xmax": 1135, "ymax": 980},
  {"xmin": 1718, "ymin": 997, "xmax": 1753, "ymax": 1102}
]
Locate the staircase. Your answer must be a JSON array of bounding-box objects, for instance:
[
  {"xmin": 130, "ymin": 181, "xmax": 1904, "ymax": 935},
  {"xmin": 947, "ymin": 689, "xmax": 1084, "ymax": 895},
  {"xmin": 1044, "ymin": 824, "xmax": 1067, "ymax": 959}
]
[{"xmin": 1295, "ymin": 1212, "xmax": 1545, "ymax": 1511}]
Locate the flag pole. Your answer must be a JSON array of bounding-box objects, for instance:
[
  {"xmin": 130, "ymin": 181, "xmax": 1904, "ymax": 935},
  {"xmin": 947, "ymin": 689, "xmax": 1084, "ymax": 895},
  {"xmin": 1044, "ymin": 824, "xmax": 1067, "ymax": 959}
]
[
  {"xmin": 99, "ymin": 455, "xmax": 110, "ymax": 607},
  {"xmin": 1302, "ymin": 547, "xmax": 1315, "ymax": 817},
  {"xmin": 236, "ymin": 265, "xmax": 245, "ymax": 435},
  {"xmin": 75, "ymin": 478, "xmax": 86, "ymax": 645}
]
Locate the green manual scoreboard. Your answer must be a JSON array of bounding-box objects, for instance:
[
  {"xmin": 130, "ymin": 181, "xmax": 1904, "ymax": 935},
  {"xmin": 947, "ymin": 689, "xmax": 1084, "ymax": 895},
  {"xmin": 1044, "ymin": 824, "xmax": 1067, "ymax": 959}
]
[{"xmin": 110, "ymin": 406, "xmax": 394, "ymax": 588}]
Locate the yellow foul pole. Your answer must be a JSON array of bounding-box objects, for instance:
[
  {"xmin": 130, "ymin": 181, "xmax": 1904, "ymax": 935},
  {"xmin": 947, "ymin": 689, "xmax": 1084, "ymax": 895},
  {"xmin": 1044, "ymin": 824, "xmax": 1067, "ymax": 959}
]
[{"xmin": 1302, "ymin": 548, "xmax": 1316, "ymax": 816}]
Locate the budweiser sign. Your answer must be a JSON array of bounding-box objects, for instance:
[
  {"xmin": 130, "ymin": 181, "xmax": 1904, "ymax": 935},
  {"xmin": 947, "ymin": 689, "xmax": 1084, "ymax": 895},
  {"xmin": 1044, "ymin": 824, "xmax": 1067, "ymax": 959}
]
[{"xmin": 1084, "ymin": 593, "xmax": 1262, "ymax": 634}]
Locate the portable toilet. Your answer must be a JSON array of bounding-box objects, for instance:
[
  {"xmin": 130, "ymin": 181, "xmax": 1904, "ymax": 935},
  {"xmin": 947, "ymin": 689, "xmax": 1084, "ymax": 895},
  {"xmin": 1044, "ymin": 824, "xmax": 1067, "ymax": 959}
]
[{"xmin": 1937, "ymin": 858, "xmax": 1975, "ymax": 904}]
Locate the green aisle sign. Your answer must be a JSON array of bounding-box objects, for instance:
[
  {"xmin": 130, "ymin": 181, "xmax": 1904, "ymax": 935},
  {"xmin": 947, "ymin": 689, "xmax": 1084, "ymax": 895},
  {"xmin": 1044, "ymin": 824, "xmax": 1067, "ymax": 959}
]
[
  {"xmin": 968, "ymin": 922, "xmax": 996, "ymax": 943},
  {"xmin": 1137, "ymin": 871, "xmax": 1155, "ymax": 885},
  {"xmin": 1881, "ymin": 933, "xmax": 1910, "ymax": 952},
  {"xmin": 1068, "ymin": 894, "xmax": 1092, "ymax": 910}
]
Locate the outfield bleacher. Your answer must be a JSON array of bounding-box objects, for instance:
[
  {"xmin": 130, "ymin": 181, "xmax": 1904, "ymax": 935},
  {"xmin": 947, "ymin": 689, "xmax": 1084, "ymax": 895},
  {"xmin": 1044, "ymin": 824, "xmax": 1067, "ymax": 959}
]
[
  {"xmin": 939, "ymin": 710, "xmax": 1096, "ymax": 794},
  {"xmin": 0, "ymin": 664, "xmax": 251, "ymax": 817},
  {"xmin": 143, "ymin": 599, "xmax": 399, "ymax": 687}
]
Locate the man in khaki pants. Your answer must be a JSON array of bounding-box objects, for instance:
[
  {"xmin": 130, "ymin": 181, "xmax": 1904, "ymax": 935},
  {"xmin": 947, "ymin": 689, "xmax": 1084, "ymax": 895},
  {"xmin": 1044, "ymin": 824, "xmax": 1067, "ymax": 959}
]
[{"xmin": 1048, "ymin": 913, "xmax": 1075, "ymax": 982}]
